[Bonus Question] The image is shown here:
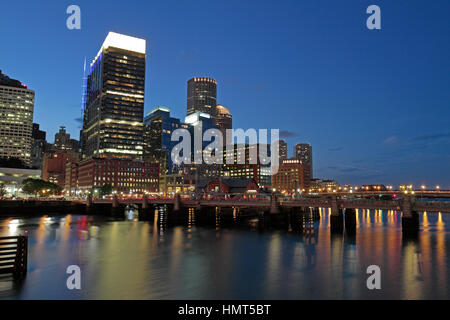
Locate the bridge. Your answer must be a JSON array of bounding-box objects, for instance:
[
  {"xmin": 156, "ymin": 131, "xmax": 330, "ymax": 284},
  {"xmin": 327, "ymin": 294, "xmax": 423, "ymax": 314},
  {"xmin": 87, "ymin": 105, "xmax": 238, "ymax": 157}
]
[{"xmin": 86, "ymin": 193, "xmax": 450, "ymax": 234}]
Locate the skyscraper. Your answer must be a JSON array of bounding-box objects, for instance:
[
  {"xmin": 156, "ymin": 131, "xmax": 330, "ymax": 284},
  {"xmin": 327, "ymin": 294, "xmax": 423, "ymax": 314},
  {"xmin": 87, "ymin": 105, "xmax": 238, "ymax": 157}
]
[
  {"xmin": 31, "ymin": 123, "xmax": 46, "ymax": 169},
  {"xmin": 215, "ymin": 104, "xmax": 232, "ymax": 139},
  {"xmin": 276, "ymin": 139, "xmax": 287, "ymax": 163},
  {"xmin": 143, "ymin": 106, "xmax": 187, "ymax": 174},
  {"xmin": 187, "ymin": 77, "xmax": 217, "ymax": 118},
  {"xmin": 54, "ymin": 126, "xmax": 79, "ymax": 151},
  {"xmin": 81, "ymin": 32, "xmax": 146, "ymax": 160},
  {"xmin": 0, "ymin": 70, "xmax": 35, "ymax": 165},
  {"xmin": 294, "ymin": 143, "xmax": 313, "ymax": 184}
]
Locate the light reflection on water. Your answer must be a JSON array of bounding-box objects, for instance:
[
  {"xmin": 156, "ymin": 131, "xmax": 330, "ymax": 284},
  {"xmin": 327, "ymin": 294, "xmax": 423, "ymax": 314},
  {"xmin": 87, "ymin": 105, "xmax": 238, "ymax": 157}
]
[{"xmin": 0, "ymin": 210, "xmax": 449, "ymax": 300}]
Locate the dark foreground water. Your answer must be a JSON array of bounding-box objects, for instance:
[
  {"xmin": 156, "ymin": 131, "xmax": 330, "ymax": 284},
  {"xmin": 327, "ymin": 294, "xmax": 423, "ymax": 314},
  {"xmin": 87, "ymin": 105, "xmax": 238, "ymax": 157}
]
[{"xmin": 0, "ymin": 209, "xmax": 449, "ymax": 299}]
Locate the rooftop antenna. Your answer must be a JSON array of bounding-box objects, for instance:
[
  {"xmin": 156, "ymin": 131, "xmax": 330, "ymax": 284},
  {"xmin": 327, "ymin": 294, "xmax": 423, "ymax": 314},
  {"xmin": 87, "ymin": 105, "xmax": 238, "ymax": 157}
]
[{"xmin": 81, "ymin": 57, "xmax": 87, "ymax": 119}]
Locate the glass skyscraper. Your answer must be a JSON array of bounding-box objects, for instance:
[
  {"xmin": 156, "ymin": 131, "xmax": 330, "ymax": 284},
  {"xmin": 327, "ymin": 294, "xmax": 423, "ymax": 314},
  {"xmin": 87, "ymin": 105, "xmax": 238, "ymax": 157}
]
[{"xmin": 81, "ymin": 32, "xmax": 146, "ymax": 160}]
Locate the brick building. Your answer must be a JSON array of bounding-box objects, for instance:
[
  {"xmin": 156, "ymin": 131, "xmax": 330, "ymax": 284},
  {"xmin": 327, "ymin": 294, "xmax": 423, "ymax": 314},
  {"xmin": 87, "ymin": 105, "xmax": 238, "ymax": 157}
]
[
  {"xmin": 272, "ymin": 158, "xmax": 306, "ymax": 194},
  {"xmin": 66, "ymin": 158, "xmax": 159, "ymax": 195}
]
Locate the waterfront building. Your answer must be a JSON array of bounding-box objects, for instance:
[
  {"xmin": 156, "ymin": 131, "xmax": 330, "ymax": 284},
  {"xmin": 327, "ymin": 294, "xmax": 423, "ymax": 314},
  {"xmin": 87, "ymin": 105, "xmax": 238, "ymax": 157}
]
[
  {"xmin": 73, "ymin": 158, "xmax": 159, "ymax": 194},
  {"xmin": 0, "ymin": 167, "xmax": 41, "ymax": 197},
  {"xmin": 309, "ymin": 178, "xmax": 340, "ymax": 193},
  {"xmin": 81, "ymin": 32, "xmax": 146, "ymax": 160},
  {"xmin": 30, "ymin": 123, "xmax": 47, "ymax": 169},
  {"xmin": 361, "ymin": 184, "xmax": 387, "ymax": 191},
  {"xmin": 215, "ymin": 105, "xmax": 232, "ymax": 140},
  {"xmin": 272, "ymin": 158, "xmax": 305, "ymax": 194},
  {"xmin": 0, "ymin": 70, "xmax": 35, "ymax": 165},
  {"xmin": 201, "ymin": 178, "xmax": 259, "ymax": 195},
  {"xmin": 42, "ymin": 150, "xmax": 79, "ymax": 189},
  {"xmin": 187, "ymin": 77, "xmax": 217, "ymax": 118},
  {"xmin": 159, "ymin": 173, "xmax": 195, "ymax": 195},
  {"xmin": 294, "ymin": 143, "xmax": 313, "ymax": 183}
]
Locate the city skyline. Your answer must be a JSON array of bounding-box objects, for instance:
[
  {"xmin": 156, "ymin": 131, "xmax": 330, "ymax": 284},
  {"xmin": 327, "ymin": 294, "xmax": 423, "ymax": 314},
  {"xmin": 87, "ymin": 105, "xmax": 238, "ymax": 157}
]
[{"xmin": 1, "ymin": 0, "xmax": 449, "ymax": 186}]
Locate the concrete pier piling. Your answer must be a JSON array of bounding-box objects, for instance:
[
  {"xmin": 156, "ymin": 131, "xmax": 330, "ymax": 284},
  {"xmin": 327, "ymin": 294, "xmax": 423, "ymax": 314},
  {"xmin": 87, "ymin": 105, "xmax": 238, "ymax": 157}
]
[
  {"xmin": 401, "ymin": 196, "xmax": 419, "ymax": 235},
  {"xmin": 344, "ymin": 208, "xmax": 357, "ymax": 235}
]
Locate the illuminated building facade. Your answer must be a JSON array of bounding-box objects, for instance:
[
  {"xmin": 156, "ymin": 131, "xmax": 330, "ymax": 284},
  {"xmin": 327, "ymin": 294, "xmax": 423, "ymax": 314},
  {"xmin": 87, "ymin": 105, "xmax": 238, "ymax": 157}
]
[
  {"xmin": 81, "ymin": 32, "xmax": 146, "ymax": 160},
  {"xmin": 187, "ymin": 77, "xmax": 217, "ymax": 118},
  {"xmin": 221, "ymin": 144, "xmax": 272, "ymax": 186},
  {"xmin": 0, "ymin": 71, "xmax": 35, "ymax": 165},
  {"xmin": 0, "ymin": 167, "xmax": 41, "ymax": 197},
  {"xmin": 294, "ymin": 143, "xmax": 313, "ymax": 183},
  {"xmin": 272, "ymin": 158, "xmax": 305, "ymax": 194},
  {"xmin": 71, "ymin": 158, "xmax": 159, "ymax": 194},
  {"xmin": 215, "ymin": 105, "xmax": 232, "ymax": 139},
  {"xmin": 309, "ymin": 178, "xmax": 340, "ymax": 193}
]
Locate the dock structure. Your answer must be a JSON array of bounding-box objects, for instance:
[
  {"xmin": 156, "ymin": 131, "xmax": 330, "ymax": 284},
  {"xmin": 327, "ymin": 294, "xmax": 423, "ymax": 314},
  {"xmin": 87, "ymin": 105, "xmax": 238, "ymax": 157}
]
[{"xmin": 0, "ymin": 235, "xmax": 28, "ymax": 280}]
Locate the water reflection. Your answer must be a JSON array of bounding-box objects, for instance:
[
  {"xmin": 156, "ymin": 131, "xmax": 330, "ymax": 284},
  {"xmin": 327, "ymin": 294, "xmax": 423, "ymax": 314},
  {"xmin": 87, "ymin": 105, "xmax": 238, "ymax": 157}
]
[{"xmin": 0, "ymin": 209, "xmax": 449, "ymax": 299}]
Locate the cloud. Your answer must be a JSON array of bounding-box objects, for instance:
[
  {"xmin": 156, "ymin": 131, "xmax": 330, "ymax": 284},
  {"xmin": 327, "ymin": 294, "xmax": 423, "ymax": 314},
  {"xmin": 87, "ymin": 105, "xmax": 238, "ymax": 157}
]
[
  {"xmin": 279, "ymin": 130, "xmax": 298, "ymax": 138},
  {"xmin": 413, "ymin": 133, "xmax": 450, "ymax": 142},
  {"xmin": 383, "ymin": 136, "xmax": 399, "ymax": 144}
]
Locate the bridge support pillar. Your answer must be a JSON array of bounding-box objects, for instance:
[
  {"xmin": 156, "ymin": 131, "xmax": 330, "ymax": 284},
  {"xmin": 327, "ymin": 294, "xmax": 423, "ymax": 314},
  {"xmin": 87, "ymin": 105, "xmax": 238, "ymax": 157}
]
[
  {"xmin": 142, "ymin": 194, "xmax": 149, "ymax": 209},
  {"xmin": 174, "ymin": 193, "xmax": 181, "ymax": 212},
  {"xmin": 344, "ymin": 208, "xmax": 357, "ymax": 235},
  {"xmin": 112, "ymin": 195, "xmax": 119, "ymax": 208},
  {"xmin": 330, "ymin": 195, "xmax": 343, "ymax": 233},
  {"xmin": 270, "ymin": 195, "xmax": 279, "ymax": 214},
  {"xmin": 401, "ymin": 196, "xmax": 419, "ymax": 235},
  {"xmin": 86, "ymin": 195, "xmax": 93, "ymax": 207}
]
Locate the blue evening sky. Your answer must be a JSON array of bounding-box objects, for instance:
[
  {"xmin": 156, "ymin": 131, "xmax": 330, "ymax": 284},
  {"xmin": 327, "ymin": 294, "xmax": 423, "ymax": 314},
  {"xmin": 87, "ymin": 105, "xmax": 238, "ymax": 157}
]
[{"xmin": 1, "ymin": 0, "xmax": 449, "ymax": 186}]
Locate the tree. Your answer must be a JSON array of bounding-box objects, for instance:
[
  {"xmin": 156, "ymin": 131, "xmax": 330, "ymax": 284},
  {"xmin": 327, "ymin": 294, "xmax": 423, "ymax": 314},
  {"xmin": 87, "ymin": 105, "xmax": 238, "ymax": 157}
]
[
  {"xmin": 21, "ymin": 179, "xmax": 62, "ymax": 197},
  {"xmin": 0, "ymin": 184, "xmax": 5, "ymax": 197},
  {"xmin": 100, "ymin": 184, "xmax": 113, "ymax": 196}
]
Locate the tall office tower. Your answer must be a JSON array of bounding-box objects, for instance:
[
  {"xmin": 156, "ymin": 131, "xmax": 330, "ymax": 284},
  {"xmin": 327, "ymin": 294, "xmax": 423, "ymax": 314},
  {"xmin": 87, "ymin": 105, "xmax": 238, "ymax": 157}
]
[
  {"xmin": 143, "ymin": 106, "xmax": 187, "ymax": 174},
  {"xmin": 215, "ymin": 105, "xmax": 232, "ymax": 140},
  {"xmin": 82, "ymin": 32, "xmax": 146, "ymax": 160},
  {"xmin": 187, "ymin": 77, "xmax": 217, "ymax": 118},
  {"xmin": 31, "ymin": 123, "xmax": 47, "ymax": 169},
  {"xmin": 0, "ymin": 71, "xmax": 35, "ymax": 165},
  {"xmin": 276, "ymin": 139, "xmax": 287, "ymax": 163},
  {"xmin": 294, "ymin": 143, "xmax": 313, "ymax": 183}
]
